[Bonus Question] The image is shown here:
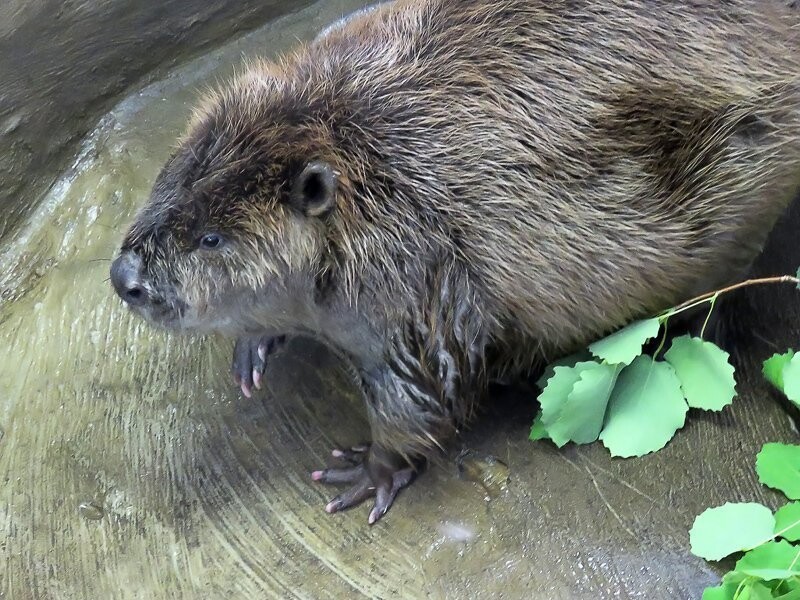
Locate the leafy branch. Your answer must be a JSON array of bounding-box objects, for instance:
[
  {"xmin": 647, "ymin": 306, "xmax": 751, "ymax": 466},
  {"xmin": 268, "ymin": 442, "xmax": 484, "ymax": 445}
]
[{"xmin": 530, "ymin": 269, "xmax": 800, "ymax": 458}]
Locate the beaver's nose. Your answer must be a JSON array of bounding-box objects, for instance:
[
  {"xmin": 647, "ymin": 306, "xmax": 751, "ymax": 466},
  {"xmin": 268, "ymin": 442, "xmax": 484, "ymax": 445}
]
[{"xmin": 110, "ymin": 251, "xmax": 149, "ymax": 307}]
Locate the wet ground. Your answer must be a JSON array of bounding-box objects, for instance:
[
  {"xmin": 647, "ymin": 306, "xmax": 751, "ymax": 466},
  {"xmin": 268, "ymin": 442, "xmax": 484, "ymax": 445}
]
[{"xmin": 1, "ymin": 2, "xmax": 798, "ymax": 598}]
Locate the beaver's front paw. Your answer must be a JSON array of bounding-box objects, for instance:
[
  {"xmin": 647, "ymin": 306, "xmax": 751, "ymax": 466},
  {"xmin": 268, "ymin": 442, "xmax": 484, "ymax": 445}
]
[
  {"xmin": 312, "ymin": 444, "xmax": 418, "ymax": 525},
  {"xmin": 231, "ymin": 335, "xmax": 287, "ymax": 398}
]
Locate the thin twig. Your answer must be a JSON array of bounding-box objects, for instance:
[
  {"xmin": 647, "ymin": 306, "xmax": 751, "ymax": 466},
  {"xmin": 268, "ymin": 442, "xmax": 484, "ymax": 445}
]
[{"xmin": 661, "ymin": 275, "xmax": 800, "ymax": 319}]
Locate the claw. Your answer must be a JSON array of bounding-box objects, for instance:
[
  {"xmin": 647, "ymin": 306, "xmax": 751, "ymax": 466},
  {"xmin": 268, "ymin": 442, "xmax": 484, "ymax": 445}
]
[
  {"xmin": 369, "ymin": 468, "xmax": 414, "ymax": 525},
  {"xmin": 311, "ymin": 464, "xmax": 365, "ymax": 484},
  {"xmin": 231, "ymin": 335, "xmax": 288, "ymax": 397},
  {"xmin": 331, "ymin": 445, "xmax": 369, "ymax": 464},
  {"xmin": 325, "ymin": 478, "xmax": 374, "ymax": 514},
  {"xmin": 368, "ymin": 504, "xmax": 386, "ymax": 525}
]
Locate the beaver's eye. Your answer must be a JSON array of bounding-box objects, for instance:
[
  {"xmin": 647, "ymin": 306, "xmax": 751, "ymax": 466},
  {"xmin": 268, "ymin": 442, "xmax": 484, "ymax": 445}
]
[{"xmin": 199, "ymin": 233, "xmax": 224, "ymax": 250}]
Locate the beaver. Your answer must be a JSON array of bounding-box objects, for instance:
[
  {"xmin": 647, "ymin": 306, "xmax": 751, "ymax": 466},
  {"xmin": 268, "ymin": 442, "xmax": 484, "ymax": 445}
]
[{"xmin": 110, "ymin": 0, "xmax": 800, "ymax": 524}]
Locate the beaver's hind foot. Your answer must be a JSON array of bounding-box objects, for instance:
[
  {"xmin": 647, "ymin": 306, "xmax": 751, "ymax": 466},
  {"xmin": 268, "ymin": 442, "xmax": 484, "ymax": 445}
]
[{"xmin": 312, "ymin": 444, "xmax": 417, "ymax": 525}]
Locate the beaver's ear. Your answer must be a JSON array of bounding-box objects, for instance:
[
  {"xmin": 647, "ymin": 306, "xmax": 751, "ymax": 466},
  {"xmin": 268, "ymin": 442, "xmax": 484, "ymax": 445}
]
[{"xmin": 290, "ymin": 161, "xmax": 337, "ymax": 217}]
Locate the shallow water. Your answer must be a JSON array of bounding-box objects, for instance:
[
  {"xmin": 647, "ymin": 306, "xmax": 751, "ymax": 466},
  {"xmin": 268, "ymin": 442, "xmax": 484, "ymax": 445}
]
[{"xmin": 1, "ymin": 2, "xmax": 794, "ymax": 598}]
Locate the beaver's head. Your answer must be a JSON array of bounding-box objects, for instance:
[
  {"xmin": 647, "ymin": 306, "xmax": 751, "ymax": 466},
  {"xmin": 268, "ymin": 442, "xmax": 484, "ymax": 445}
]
[{"xmin": 110, "ymin": 70, "xmax": 348, "ymax": 334}]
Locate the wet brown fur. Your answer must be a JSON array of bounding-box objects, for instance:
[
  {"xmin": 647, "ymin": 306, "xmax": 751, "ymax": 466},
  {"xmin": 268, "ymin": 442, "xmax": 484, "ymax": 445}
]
[{"xmin": 120, "ymin": 0, "xmax": 800, "ymax": 463}]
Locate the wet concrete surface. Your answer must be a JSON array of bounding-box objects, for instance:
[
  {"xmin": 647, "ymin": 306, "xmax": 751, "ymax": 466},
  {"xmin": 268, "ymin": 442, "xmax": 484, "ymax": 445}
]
[{"xmin": 2, "ymin": 2, "xmax": 799, "ymax": 598}]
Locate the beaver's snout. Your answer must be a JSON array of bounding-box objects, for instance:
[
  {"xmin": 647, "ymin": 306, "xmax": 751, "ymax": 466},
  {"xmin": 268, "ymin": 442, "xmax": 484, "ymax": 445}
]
[
  {"xmin": 111, "ymin": 251, "xmax": 187, "ymax": 327},
  {"xmin": 111, "ymin": 251, "xmax": 149, "ymax": 307}
]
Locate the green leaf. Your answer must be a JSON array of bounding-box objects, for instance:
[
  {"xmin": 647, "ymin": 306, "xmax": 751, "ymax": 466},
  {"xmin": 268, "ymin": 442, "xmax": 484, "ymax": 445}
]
[
  {"xmin": 701, "ymin": 572, "xmax": 749, "ymax": 600},
  {"xmin": 588, "ymin": 317, "xmax": 661, "ymax": 366},
  {"xmin": 664, "ymin": 335, "xmax": 736, "ymax": 411},
  {"xmin": 783, "ymin": 355, "xmax": 800, "ymax": 408},
  {"xmin": 537, "ymin": 361, "xmax": 598, "ymax": 444},
  {"xmin": 529, "ymin": 412, "xmax": 550, "ymax": 441},
  {"xmin": 774, "ymin": 582, "xmax": 800, "ymax": 600},
  {"xmin": 701, "ymin": 584, "xmax": 737, "ymax": 600},
  {"xmin": 735, "ymin": 540, "xmax": 800, "ymax": 581},
  {"xmin": 775, "ymin": 503, "xmax": 800, "ymax": 542},
  {"xmin": 757, "ymin": 444, "xmax": 800, "ymax": 499},
  {"xmin": 721, "ymin": 570, "xmax": 750, "ymax": 587},
  {"xmin": 538, "ymin": 361, "xmax": 597, "ymax": 413},
  {"xmin": 536, "ymin": 350, "xmax": 593, "ymax": 390},
  {"xmin": 741, "ymin": 581, "xmax": 779, "ymax": 600},
  {"xmin": 764, "ymin": 351, "xmax": 795, "ymax": 393},
  {"xmin": 762, "ymin": 350, "xmax": 800, "ymax": 408},
  {"xmin": 599, "ymin": 355, "xmax": 688, "ymax": 457},
  {"xmin": 797, "ymin": 266, "xmax": 800, "ymax": 289},
  {"xmin": 540, "ymin": 362, "xmax": 621, "ymax": 446},
  {"xmin": 690, "ymin": 502, "xmax": 775, "ymax": 561}
]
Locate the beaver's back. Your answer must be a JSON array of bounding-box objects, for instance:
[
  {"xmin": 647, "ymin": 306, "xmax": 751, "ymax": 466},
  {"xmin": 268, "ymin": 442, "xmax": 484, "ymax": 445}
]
[
  {"xmin": 320, "ymin": 0, "xmax": 800, "ymax": 343},
  {"xmin": 281, "ymin": 0, "xmax": 800, "ymax": 353}
]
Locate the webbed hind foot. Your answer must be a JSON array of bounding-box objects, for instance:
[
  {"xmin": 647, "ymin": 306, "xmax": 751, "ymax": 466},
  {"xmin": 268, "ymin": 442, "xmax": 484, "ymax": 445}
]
[{"xmin": 312, "ymin": 444, "xmax": 418, "ymax": 525}]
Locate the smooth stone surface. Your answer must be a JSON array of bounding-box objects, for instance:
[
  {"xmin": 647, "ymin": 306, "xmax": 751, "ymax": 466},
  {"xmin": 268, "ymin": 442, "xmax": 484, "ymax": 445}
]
[{"xmin": 0, "ymin": 0, "xmax": 316, "ymax": 241}]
